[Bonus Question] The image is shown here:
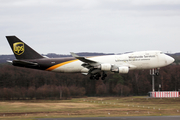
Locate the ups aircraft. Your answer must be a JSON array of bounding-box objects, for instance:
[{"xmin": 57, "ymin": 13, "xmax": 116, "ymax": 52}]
[{"xmin": 6, "ymin": 36, "xmax": 174, "ymax": 80}]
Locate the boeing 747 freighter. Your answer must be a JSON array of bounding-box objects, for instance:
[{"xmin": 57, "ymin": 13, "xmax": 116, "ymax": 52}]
[{"xmin": 6, "ymin": 36, "xmax": 174, "ymax": 80}]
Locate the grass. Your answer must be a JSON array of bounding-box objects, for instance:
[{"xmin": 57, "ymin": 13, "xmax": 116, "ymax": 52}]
[{"xmin": 0, "ymin": 96, "xmax": 180, "ymax": 120}]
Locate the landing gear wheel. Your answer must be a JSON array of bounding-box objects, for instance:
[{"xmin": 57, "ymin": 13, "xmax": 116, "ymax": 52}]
[
  {"xmin": 101, "ymin": 72, "xmax": 107, "ymax": 80},
  {"xmin": 101, "ymin": 77, "xmax": 105, "ymax": 80},
  {"xmin": 90, "ymin": 75, "xmax": 94, "ymax": 80},
  {"xmin": 155, "ymin": 68, "xmax": 160, "ymax": 76},
  {"xmin": 90, "ymin": 73, "xmax": 101, "ymax": 80},
  {"xmin": 103, "ymin": 74, "xmax": 107, "ymax": 77},
  {"xmin": 155, "ymin": 72, "xmax": 159, "ymax": 76},
  {"xmin": 95, "ymin": 73, "xmax": 101, "ymax": 80}
]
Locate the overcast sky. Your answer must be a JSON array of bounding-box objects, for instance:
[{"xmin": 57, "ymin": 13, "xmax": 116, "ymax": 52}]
[{"xmin": 1, "ymin": 0, "xmax": 180, "ymax": 55}]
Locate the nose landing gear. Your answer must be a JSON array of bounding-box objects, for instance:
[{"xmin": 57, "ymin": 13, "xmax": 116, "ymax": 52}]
[
  {"xmin": 155, "ymin": 68, "xmax": 160, "ymax": 76},
  {"xmin": 150, "ymin": 68, "xmax": 160, "ymax": 92}
]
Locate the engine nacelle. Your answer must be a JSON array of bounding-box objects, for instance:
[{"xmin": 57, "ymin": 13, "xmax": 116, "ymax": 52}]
[
  {"xmin": 112, "ymin": 66, "xmax": 129, "ymax": 74},
  {"xmin": 99, "ymin": 64, "xmax": 129, "ymax": 73},
  {"xmin": 100, "ymin": 64, "xmax": 112, "ymax": 71},
  {"xmin": 118, "ymin": 66, "xmax": 129, "ymax": 73}
]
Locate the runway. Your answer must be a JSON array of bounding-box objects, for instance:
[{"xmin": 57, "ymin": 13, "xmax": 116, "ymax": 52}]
[{"xmin": 38, "ymin": 116, "xmax": 180, "ymax": 120}]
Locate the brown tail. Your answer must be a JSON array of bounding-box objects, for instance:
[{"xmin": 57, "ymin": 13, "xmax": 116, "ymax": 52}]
[{"xmin": 6, "ymin": 36, "xmax": 43, "ymax": 59}]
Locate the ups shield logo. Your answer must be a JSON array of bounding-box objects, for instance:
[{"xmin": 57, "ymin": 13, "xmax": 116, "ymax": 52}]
[{"xmin": 13, "ymin": 42, "xmax": 24, "ymax": 55}]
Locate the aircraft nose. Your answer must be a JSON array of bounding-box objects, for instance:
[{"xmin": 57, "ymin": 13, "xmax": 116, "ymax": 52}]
[{"xmin": 165, "ymin": 55, "xmax": 175, "ymax": 65}]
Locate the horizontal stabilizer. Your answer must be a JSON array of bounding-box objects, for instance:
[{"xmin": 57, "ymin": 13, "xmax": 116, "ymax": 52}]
[
  {"xmin": 13, "ymin": 60, "xmax": 38, "ymax": 66},
  {"xmin": 6, "ymin": 60, "xmax": 13, "ymax": 63}
]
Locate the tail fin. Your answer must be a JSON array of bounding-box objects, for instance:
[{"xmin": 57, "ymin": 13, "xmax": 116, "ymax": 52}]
[{"xmin": 6, "ymin": 36, "xmax": 43, "ymax": 59}]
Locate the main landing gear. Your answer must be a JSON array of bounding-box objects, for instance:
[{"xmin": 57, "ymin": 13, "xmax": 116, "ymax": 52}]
[{"xmin": 90, "ymin": 72, "xmax": 107, "ymax": 80}]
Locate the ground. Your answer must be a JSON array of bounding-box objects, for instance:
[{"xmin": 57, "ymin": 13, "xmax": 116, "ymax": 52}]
[{"xmin": 0, "ymin": 96, "xmax": 180, "ymax": 120}]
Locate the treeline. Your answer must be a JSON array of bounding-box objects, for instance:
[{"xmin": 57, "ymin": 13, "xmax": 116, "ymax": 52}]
[
  {"xmin": 0, "ymin": 85, "xmax": 85, "ymax": 100},
  {"xmin": 0, "ymin": 64, "xmax": 180, "ymax": 100}
]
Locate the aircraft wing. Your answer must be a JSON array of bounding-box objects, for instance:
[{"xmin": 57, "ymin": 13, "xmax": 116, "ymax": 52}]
[
  {"xmin": 70, "ymin": 52, "xmax": 100, "ymax": 70},
  {"xmin": 70, "ymin": 52, "xmax": 133, "ymax": 77},
  {"xmin": 70, "ymin": 52, "xmax": 97, "ymax": 64}
]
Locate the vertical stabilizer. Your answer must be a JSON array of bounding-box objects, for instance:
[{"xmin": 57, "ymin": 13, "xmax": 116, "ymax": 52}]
[{"xmin": 6, "ymin": 36, "xmax": 43, "ymax": 59}]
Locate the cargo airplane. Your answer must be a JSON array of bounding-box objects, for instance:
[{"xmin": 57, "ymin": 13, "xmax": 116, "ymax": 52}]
[{"xmin": 6, "ymin": 36, "xmax": 174, "ymax": 80}]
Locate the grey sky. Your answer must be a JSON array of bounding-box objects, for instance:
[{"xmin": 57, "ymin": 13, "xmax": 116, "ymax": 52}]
[{"xmin": 1, "ymin": 0, "xmax": 180, "ymax": 55}]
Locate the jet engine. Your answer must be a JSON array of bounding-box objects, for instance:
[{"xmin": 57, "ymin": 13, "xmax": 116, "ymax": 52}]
[
  {"xmin": 117, "ymin": 66, "xmax": 129, "ymax": 73},
  {"xmin": 100, "ymin": 64, "xmax": 112, "ymax": 71},
  {"xmin": 99, "ymin": 64, "xmax": 129, "ymax": 74},
  {"xmin": 111, "ymin": 66, "xmax": 129, "ymax": 74}
]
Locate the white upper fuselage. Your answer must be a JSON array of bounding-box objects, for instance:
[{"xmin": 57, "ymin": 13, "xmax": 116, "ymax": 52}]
[{"xmin": 50, "ymin": 50, "xmax": 174, "ymax": 73}]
